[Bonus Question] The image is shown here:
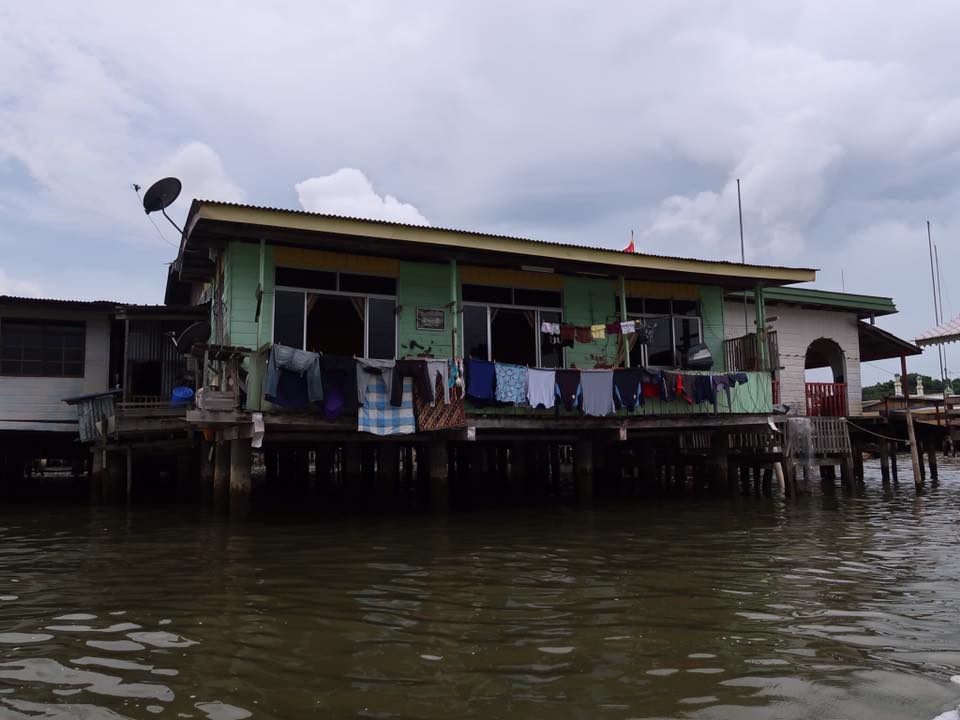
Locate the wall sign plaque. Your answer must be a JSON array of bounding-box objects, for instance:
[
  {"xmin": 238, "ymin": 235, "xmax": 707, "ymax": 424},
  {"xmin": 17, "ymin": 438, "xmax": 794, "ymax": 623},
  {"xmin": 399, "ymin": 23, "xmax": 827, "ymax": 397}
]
[{"xmin": 416, "ymin": 307, "xmax": 445, "ymax": 331}]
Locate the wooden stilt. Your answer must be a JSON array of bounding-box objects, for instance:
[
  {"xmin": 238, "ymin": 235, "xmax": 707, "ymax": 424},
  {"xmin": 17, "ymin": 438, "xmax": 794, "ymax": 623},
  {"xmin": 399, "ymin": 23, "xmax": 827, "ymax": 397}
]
[
  {"xmin": 200, "ymin": 441, "xmax": 214, "ymax": 496},
  {"xmin": 509, "ymin": 442, "xmax": 527, "ymax": 505},
  {"xmin": 102, "ymin": 450, "xmax": 122, "ymax": 504},
  {"xmin": 852, "ymin": 444, "xmax": 864, "ymax": 485},
  {"xmin": 709, "ymin": 432, "xmax": 730, "ymax": 492},
  {"xmin": 378, "ymin": 445, "xmax": 400, "ymax": 511},
  {"xmin": 917, "ymin": 439, "xmax": 926, "ymax": 481},
  {"xmin": 213, "ymin": 441, "xmax": 230, "ymax": 499},
  {"xmin": 926, "ymin": 438, "xmax": 939, "ymax": 484},
  {"xmin": 229, "ymin": 437, "xmax": 252, "ymax": 516},
  {"xmin": 427, "ymin": 442, "xmax": 448, "ymax": 512},
  {"xmin": 343, "ymin": 443, "xmax": 362, "ymax": 507},
  {"xmin": 879, "ymin": 440, "xmax": 890, "ymax": 484},
  {"xmin": 574, "ymin": 437, "xmax": 594, "ymax": 505},
  {"xmin": 890, "ymin": 444, "xmax": 899, "ymax": 483}
]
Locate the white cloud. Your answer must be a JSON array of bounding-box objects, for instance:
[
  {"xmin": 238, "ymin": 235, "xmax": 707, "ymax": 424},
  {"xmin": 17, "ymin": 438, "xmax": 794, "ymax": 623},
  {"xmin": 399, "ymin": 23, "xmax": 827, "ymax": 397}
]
[
  {"xmin": 0, "ymin": 268, "xmax": 41, "ymax": 297},
  {"xmin": 295, "ymin": 168, "xmax": 428, "ymax": 225},
  {"xmin": 157, "ymin": 142, "xmax": 245, "ymax": 205}
]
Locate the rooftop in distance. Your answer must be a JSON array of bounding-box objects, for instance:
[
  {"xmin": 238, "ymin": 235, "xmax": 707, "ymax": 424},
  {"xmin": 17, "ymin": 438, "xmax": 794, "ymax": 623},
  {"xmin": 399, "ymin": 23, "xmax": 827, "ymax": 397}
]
[{"xmin": 174, "ymin": 199, "xmax": 818, "ymax": 291}]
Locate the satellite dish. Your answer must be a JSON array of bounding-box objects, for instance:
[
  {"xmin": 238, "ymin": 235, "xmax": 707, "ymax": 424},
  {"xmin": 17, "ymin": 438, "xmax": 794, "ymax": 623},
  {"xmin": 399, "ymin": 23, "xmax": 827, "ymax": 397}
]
[
  {"xmin": 173, "ymin": 321, "xmax": 211, "ymax": 354},
  {"xmin": 143, "ymin": 177, "xmax": 181, "ymax": 213},
  {"xmin": 142, "ymin": 177, "xmax": 184, "ymax": 235}
]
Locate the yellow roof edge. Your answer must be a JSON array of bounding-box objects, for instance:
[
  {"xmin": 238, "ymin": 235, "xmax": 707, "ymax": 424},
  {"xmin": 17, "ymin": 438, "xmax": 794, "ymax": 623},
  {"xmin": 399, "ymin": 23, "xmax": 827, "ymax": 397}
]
[{"xmin": 194, "ymin": 203, "xmax": 817, "ymax": 284}]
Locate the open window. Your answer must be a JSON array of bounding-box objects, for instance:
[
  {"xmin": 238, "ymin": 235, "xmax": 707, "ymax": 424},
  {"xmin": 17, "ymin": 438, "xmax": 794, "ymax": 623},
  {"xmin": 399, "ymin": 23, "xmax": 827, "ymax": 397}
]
[
  {"xmin": 272, "ymin": 270, "xmax": 396, "ymax": 359},
  {"xmin": 617, "ymin": 297, "xmax": 703, "ymax": 368},
  {"xmin": 461, "ymin": 284, "xmax": 562, "ymax": 366}
]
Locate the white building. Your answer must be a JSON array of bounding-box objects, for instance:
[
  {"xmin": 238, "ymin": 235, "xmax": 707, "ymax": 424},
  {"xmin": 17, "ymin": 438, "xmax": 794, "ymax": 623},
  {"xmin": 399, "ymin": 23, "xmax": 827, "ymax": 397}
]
[{"xmin": 724, "ymin": 288, "xmax": 920, "ymax": 417}]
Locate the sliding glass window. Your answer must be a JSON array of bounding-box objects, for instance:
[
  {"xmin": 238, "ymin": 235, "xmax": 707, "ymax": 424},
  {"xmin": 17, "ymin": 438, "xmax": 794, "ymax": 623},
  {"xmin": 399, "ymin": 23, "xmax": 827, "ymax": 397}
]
[
  {"xmin": 461, "ymin": 285, "xmax": 562, "ymax": 367},
  {"xmin": 616, "ymin": 296, "xmax": 703, "ymax": 368},
  {"xmin": 272, "ymin": 270, "xmax": 396, "ymax": 359}
]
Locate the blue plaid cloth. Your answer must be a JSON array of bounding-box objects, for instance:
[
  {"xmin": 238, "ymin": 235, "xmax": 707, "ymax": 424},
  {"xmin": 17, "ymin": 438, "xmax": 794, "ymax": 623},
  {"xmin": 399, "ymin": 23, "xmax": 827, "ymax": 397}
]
[{"xmin": 358, "ymin": 377, "xmax": 416, "ymax": 435}]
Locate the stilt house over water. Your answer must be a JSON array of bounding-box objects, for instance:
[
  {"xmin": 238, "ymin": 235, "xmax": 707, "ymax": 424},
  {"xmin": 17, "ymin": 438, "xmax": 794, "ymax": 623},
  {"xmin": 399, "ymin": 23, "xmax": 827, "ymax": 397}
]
[{"xmin": 169, "ymin": 201, "xmax": 816, "ymax": 418}]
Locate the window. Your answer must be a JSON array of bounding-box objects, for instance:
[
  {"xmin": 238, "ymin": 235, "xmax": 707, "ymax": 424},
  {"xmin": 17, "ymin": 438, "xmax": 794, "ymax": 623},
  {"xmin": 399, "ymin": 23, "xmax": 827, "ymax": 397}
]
[
  {"xmin": 273, "ymin": 271, "xmax": 396, "ymax": 359},
  {"xmin": 274, "ymin": 291, "xmax": 305, "ymax": 348},
  {"xmin": 462, "ymin": 285, "xmax": 562, "ymax": 366},
  {"xmin": 615, "ymin": 297, "xmax": 703, "ymax": 368},
  {"xmin": 0, "ymin": 319, "xmax": 85, "ymax": 377}
]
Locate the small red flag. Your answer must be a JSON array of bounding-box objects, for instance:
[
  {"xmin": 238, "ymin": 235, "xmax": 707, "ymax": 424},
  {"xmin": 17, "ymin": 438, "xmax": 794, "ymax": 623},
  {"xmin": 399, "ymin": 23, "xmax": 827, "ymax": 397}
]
[{"xmin": 623, "ymin": 230, "xmax": 635, "ymax": 253}]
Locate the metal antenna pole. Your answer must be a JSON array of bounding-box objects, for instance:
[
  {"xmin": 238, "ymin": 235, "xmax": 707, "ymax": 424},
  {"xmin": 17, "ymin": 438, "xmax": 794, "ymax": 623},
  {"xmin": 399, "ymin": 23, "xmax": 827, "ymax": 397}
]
[
  {"xmin": 928, "ymin": 221, "xmax": 940, "ymax": 323},
  {"xmin": 927, "ymin": 221, "xmax": 945, "ymax": 384},
  {"xmin": 935, "ymin": 242, "xmax": 953, "ymax": 440},
  {"xmin": 738, "ymin": 178, "xmax": 749, "ymax": 333}
]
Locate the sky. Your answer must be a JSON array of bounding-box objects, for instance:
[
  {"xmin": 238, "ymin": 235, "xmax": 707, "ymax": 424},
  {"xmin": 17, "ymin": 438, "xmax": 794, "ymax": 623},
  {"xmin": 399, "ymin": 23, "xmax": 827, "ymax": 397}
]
[{"xmin": 2, "ymin": 1, "xmax": 960, "ymax": 385}]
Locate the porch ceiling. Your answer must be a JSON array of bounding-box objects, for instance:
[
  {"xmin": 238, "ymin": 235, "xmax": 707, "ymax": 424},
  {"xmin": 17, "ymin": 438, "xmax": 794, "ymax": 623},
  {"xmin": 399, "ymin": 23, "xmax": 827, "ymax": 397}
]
[
  {"xmin": 858, "ymin": 321, "xmax": 922, "ymax": 362},
  {"xmin": 175, "ymin": 200, "xmax": 817, "ymax": 291}
]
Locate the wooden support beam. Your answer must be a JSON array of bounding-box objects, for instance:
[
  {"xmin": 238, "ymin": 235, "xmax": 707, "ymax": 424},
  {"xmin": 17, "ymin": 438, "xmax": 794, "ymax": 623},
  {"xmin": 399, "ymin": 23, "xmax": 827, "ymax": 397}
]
[
  {"xmin": 575, "ymin": 437, "xmax": 594, "ymax": 505},
  {"xmin": 428, "ymin": 442, "xmax": 449, "ymax": 512},
  {"xmin": 378, "ymin": 445, "xmax": 400, "ymax": 511},
  {"xmin": 213, "ymin": 441, "xmax": 230, "ymax": 497},
  {"xmin": 890, "ymin": 444, "xmax": 899, "ymax": 483},
  {"xmin": 926, "ymin": 438, "xmax": 938, "ymax": 484},
  {"xmin": 200, "ymin": 441, "xmax": 214, "ymax": 492},
  {"xmin": 901, "ymin": 354, "xmax": 924, "ymax": 493},
  {"xmin": 879, "ymin": 440, "xmax": 890, "ymax": 484},
  {"xmin": 229, "ymin": 437, "xmax": 252, "ymax": 516}
]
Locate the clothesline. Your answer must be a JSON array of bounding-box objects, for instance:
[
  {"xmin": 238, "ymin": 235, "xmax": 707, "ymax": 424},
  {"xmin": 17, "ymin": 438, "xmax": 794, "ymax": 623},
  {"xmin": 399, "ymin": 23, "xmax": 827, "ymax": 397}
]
[{"xmin": 262, "ymin": 344, "xmax": 760, "ymax": 435}]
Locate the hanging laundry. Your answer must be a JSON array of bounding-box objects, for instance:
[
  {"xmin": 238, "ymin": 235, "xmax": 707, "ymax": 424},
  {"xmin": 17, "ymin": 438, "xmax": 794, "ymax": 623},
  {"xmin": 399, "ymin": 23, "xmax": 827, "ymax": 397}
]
[
  {"xmin": 580, "ymin": 369, "xmax": 615, "ymax": 417},
  {"xmin": 356, "ymin": 358, "xmax": 396, "ymax": 406},
  {"xmin": 590, "ymin": 324, "xmax": 606, "ymax": 340},
  {"xmin": 555, "ymin": 369, "xmax": 582, "ymax": 411},
  {"xmin": 495, "ymin": 363, "xmax": 528, "ymax": 404},
  {"xmin": 560, "ymin": 325, "xmax": 576, "ymax": 342},
  {"xmin": 540, "ymin": 321, "xmax": 560, "ymax": 335},
  {"xmin": 641, "ymin": 369, "xmax": 662, "ymax": 400},
  {"xmin": 271, "ymin": 370, "xmax": 309, "ymax": 409},
  {"xmin": 620, "ymin": 320, "xmax": 636, "ymax": 335},
  {"xmin": 527, "ymin": 368, "xmax": 556, "ymax": 409},
  {"xmin": 466, "ymin": 358, "xmax": 496, "ymax": 400},
  {"xmin": 605, "ymin": 322, "xmax": 622, "ymax": 335},
  {"xmin": 713, "ymin": 374, "xmax": 733, "ymax": 412},
  {"xmin": 415, "ymin": 373, "xmax": 466, "ymax": 431},
  {"xmin": 391, "ymin": 359, "xmax": 433, "ymax": 407},
  {"xmin": 636, "ymin": 322, "xmax": 657, "ymax": 345},
  {"xmin": 575, "ymin": 327, "xmax": 592, "ymax": 344},
  {"xmin": 425, "ymin": 359, "xmax": 450, "ymax": 405},
  {"xmin": 613, "ymin": 368, "xmax": 643, "ymax": 411},
  {"xmin": 264, "ymin": 344, "xmax": 323, "ymax": 404},
  {"xmin": 691, "ymin": 375, "xmax": 716, "ymax": 407},
  {"xmin": 358, "ymin": 376, "xmax": 416, "ymax": 435},
  {"xmin": 319, "ymin": 355, "xmax": 359, "ymax": 420}
]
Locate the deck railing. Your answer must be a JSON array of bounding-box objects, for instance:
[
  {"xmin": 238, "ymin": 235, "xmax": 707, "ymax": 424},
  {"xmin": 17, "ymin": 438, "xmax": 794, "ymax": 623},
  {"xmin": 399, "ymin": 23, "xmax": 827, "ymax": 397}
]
[
  {"xmin": 805, "ymin": 382, "xmax": 847, "ymax": 417},
  {"xmin": 724, "ymin": 331, "xmax": 779, "ymax": 371}
]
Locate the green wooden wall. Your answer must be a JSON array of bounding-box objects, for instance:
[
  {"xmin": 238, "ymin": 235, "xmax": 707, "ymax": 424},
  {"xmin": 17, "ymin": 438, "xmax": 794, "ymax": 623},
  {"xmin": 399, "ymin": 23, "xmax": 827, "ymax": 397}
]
[
  {"xmin": 397, "ymin": 261, "xmax": 455, "ymax": 359},
  {"xmin": 699, "ymin": 286, "xmax": 726, "ymax": 372},
  {"xmin": 562, "ymin": 277, "xmax": 619, "ymax": 367},
  {"xmin": 219, "ymin": 245, "xmax": 760, "ymax": 411}
]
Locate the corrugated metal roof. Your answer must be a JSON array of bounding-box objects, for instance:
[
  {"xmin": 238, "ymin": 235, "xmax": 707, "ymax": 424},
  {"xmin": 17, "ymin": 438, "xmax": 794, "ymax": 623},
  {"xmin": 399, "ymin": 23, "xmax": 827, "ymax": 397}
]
[
  {"xmin": 189, "ymin": 199, "xmax": 818, "ymax": 274},
  {"xmin": 729, "ymin": 287, "xmax": 898, "ymax": 317},
  {"xmin": 916, "ymin": 315, "xmax": 960, "ymax": 347},
  {"xmin": 0, "ymin": 296, "xmax": 203, "ymax": 313}
]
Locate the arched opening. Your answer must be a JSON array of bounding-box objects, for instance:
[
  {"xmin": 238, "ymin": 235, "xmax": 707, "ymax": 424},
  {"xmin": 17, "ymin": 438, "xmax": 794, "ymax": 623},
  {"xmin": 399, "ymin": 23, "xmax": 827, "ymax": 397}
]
[{"xmin": 804, "ymin": 338, "xmax": 847, "ymax": 416}]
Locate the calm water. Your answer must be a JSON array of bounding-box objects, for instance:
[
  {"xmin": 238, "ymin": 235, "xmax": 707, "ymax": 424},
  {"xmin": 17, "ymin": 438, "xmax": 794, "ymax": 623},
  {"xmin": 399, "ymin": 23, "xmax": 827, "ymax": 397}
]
[{"xmin": 3, "ymin": 460, "xmax": 960, "ymax": 719}]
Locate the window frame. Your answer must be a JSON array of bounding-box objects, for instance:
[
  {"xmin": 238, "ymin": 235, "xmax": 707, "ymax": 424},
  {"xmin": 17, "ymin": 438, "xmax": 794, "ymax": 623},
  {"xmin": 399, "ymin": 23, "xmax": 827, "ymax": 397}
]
[
  {"xmin": 621, "ymin": 298, "xmax": 703, "ymax": 368},
  {"xmin": 461, "ymin": 299, "xmax": 564, "ymax": 367},
  {"xmin": 273, "ymin": 273, "xmax": 398, "ymax": 359},
  {"xmin": 0, "ymin": 318, "xmax": 86, "ymax": 378}
]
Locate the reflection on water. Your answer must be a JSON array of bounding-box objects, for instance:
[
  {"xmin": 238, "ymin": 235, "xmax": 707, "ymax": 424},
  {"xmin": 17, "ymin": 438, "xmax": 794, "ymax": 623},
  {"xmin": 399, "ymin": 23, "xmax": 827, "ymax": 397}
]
[{"xmin": 3, "ymin": 459, "xmax": 960, "ymax": 718}]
